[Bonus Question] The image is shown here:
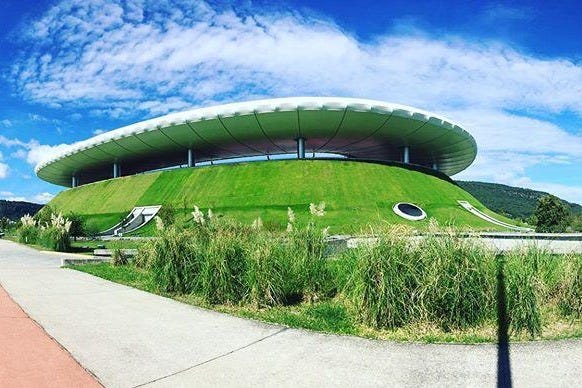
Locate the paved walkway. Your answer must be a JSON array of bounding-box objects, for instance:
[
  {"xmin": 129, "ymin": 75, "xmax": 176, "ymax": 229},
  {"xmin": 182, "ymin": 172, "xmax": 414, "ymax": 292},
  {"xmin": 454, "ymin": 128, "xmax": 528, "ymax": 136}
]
[
  {"xmin": 0, "ymin": 239, "xmax": 581, "ymax": 387},
  {"xmin": 0, "ymin": 285, "xmax": 100, "ymax": 387}
]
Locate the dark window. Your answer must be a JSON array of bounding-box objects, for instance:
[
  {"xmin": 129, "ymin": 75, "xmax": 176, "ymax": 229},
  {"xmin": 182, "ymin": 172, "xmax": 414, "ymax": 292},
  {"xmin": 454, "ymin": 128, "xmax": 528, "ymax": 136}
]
[{"xmin": 396, "ymin": 203, "xmax": 423, "ymax": 217}]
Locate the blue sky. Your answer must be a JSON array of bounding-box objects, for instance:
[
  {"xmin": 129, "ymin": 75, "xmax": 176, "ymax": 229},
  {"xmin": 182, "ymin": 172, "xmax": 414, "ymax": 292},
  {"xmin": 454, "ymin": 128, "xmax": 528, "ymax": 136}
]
[{"xmin": 0, "ymin": 0, "xmax": 581, "ymax": 204}]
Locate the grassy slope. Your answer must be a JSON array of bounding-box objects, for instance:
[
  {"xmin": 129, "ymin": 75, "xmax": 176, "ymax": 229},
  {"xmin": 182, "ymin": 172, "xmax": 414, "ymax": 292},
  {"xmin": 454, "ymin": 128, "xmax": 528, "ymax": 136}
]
[{"xmin": 48, "ymin": 160, "xmax": 516, "ymax": 233}]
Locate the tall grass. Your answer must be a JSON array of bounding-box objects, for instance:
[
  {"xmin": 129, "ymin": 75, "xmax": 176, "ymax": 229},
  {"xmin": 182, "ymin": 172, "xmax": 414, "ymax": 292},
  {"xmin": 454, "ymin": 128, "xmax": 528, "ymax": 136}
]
[
  {"xmin": 142, "ymin": 227, "xmax": 204, "ymax": 293},
  {"xmin": 245, "ymin": 236, "xmax": 293, "ymax": 307},
  {"xmin": 346, "ymin": 229, "xmax": 494, "ymax": 330},
  {"xmin": 131, "ymin": 206, "xmax": 581, "ymax": 339},
  {"xmin": 110, "ymin": 240, "xmax": 129, "ymax": 267},
  {"xmin": 287, "ymin": 223, "xmax": 331, "ymax": 303},
  {"xmin": 348, "ymin": 232, "xmax": 419, "ymax": 329},
  {"xmin": 38, "ymin": 226, "xmax": 71, "ymax": 252},
  {"xmin": 199, "ymin": 223, "xmax": 248, "ymax": 304},
  {"xmin": 18, "ymin": 224, "xmax": 39, "ymax": 245},
  {"xmin": 503, "ymin": 249, "xmax": 542, "ymax": 337},
  {"xmin": 419, "ymin": 233, "xmax": 494, "ymax": 330},
  {"xmin": 136, "ymin": 210, "xmax": 334, "ymax": 306},
  {"xmin": 557, "ymin": 254, "xmax": 582, "ymax": 319},
  {"xmin": 17, "ymin": 212, "xmax": 72, "ymax": 252}
]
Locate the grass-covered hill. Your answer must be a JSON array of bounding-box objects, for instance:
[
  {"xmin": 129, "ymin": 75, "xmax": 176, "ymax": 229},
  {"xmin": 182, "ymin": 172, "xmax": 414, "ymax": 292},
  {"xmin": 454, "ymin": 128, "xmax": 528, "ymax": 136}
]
[
  {"xmin": 47, "ymin": 160, "xmax": 518, "ymax": 234},
  {"xmin": 457, "ymin": 181, "xmax": 582, "ymax": 220},
  {"xmin": 0, "ymin": 200, "xmax": 43, "ymax": 220}
]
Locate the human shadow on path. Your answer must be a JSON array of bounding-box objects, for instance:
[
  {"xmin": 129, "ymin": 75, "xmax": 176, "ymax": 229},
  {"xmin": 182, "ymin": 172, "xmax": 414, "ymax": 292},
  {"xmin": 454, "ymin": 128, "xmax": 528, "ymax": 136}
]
[{"xmin": 496, "ymin": 254, "xmax": 512, "ymax": 388}]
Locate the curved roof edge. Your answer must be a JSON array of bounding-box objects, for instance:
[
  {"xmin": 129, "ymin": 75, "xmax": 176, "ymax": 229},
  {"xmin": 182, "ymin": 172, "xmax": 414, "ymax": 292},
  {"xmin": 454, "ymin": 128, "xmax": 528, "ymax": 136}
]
[{"xmin": 34, "ymin": 97, "xmax": 475, "ymax": 174}]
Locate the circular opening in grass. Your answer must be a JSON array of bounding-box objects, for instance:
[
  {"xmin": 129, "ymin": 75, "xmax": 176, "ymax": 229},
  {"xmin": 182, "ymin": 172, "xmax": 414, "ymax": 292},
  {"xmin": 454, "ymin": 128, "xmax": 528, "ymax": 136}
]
[{"xmin": 393, "ymin": 202, "xmax": 427, "ymax": 221}]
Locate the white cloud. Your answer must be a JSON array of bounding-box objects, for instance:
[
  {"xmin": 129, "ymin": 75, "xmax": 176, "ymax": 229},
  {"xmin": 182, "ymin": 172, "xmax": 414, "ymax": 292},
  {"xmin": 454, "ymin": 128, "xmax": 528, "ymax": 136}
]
[
  {"xmin": 0, "ymin": 163, "xmax": 9, "ymax": 179},
  {"xmin": 0, "ymin": 190, "xmax": 54, "ymax": 203},
  {"xmin": 23, "ymin": 141, "xmax": 72, "ymax": 166},
  {"xmin": 12, "ymin": 1, "xmax": 582, "ymax": 118},
  {"xmin": 1, "ymin": 135, "xmax": 72, "ymax": 167},
  {"xmin": 31, "ymin": 192, "xmax": 55, "ymax": 203},
  {"xmin": 7, "ymin": 0, "xmax": 582, "ymax": 203},
  {"xmin": 28, "ymin": 113, "xmax": 45, "ymax": 121},
  {"xmin": 1, "ymin": 119, "xmax": 13, "ymax": 127},
  {"xmin": 11, "ymin": 149, "xmax": 27, "ymax": 159},
  {"xmin": 0, "ymin": 195, "xmax": 26, "ymax": 202},
  {"xmin": 0, "ymin": 191, "xmax": 55, "ymax": 204},
  {"xmin": 0, "ymin": 135, "xmax": 27, "ymax": 148}
]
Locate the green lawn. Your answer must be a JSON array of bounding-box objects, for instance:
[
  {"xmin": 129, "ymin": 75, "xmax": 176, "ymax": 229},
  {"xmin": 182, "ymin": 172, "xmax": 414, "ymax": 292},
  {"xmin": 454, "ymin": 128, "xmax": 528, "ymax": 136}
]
[{"xmin": 48, "ymin": 160, "xmax": 519, "ymax": 234}]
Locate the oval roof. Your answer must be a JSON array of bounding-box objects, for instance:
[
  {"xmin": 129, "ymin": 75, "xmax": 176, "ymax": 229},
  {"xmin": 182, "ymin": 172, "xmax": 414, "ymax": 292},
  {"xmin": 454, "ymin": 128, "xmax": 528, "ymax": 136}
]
[{"xmin": 36, "ymin": 97, "xmax": 477, "ymax": 186}]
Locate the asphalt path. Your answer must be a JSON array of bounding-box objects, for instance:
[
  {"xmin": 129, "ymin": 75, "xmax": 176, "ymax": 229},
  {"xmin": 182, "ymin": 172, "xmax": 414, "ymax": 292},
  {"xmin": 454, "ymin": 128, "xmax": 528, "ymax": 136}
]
[{"xmin": 0, "ymin": 239, "xmax": 581, "ymax": 387}]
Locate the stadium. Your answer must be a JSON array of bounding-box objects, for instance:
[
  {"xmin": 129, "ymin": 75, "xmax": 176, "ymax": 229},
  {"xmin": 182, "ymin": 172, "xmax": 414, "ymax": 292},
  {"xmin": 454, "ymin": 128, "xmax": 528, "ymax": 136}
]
[{"xmin": 36, "ymin": 97, "xmax": 524, "ymax": 233}]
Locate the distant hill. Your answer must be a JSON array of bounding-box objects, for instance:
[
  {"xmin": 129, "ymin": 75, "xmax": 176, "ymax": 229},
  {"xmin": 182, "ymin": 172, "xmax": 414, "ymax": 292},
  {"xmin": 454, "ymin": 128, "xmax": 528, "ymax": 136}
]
[
  {"xmin": 0, "ymin": 200, "xmax": 43, "ymax": 220},
  {"xmin": 457, "ymin": 181, "xmax": 582, "ymax": 220}
]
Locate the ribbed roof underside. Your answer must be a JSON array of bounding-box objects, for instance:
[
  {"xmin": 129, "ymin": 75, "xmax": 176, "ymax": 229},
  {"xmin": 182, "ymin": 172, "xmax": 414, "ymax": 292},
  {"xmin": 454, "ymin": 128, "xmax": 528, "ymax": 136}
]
[{"xmin": 36, "ymin": 97, "xmax": 477, "ymax": 187}]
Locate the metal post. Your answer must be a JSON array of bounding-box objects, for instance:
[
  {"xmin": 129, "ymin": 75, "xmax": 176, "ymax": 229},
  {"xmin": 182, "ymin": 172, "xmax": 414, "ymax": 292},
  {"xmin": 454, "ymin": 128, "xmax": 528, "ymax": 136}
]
[
  {"xmin": 71, "ymin": 175, "xmax": 77, "ymax": 188},
  {"xmin": 187, "ymin": 148, "xmax": 195, "ymax": 167},
  {"xmin": 113, "ymin": 162, "xmax": 120, "ymax": 178},
  {"xmin": 402, "ymin": 146, "xmax": 410, "ymax": 164},
  {"xmin": 297, "ymin": 137, "xmax": 306, "ymax": 159}
]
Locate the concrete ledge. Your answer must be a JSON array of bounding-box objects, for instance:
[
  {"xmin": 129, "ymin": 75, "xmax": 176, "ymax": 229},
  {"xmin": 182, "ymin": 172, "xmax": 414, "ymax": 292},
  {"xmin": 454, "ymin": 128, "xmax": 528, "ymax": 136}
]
[
  {"xmin": 468, "ymin": 232, "xmax": 582, "ymax": 241},
  {"xmin": 93, "ymin": 249, "xmax": 137, "ymax": 257},
  {"xmin": 327, "ymin": 234, "xmax": 582, "ymax": 254},
  {"xmin": 61, "ymin": 257, "xmax": 111, "ymax": 266}
]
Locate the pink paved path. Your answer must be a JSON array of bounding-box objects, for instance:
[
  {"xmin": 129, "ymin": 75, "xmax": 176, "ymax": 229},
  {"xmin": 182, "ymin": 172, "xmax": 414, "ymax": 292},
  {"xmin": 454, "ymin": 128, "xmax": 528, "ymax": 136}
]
[{"xmin": 0, "ymin": 285, "xmax": 101, "ymax": 387}]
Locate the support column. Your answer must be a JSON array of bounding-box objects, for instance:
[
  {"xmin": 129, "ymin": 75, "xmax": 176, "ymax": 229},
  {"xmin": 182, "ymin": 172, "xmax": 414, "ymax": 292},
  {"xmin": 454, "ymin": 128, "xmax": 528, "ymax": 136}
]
[
  {"xmin": 432, "ymin": 161, "xmax": 439, "ymax": 170},
  {"xmin": 402, "ymin": 146, "xmax": 410, "ymax": 164},
  {"xmin": 187, "ymin": 148, "xmax": 195, "ymax": 167},
  {"xmin": 71, "ymin": 175, "xmax": 77, "ymax": 188},
  {"xmin": 296, "ymin": 137, "xmax": 306, "ymax": 159},
  {"xmin": 113, "ymin": 162, "xmax": 120, "ymax": 178}
]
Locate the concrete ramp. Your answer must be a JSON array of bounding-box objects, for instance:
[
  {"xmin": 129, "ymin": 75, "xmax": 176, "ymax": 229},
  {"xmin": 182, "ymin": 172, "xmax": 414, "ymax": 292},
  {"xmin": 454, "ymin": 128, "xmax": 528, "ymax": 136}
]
[
  {"xmin": 458, "ymin": 200, "xmax": 534, "ymax": 232},
  {"xmin": 100, "ymin": 205, "xmax": 161, "ymax": 236}
]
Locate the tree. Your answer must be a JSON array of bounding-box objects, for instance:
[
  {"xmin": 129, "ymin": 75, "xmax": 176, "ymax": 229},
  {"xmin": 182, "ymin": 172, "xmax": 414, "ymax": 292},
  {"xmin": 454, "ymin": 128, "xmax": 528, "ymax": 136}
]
[
  {"xmin": 33, "ymin": 205, "xmax": 54, "ymax": 226},
  {"xmin": 570, "ymin": 215, "xmax": 582, "ymax": 232},
  {"xmin": 0, "ymin": 217, "xmax": 8, "ymax": 231},
  {"xmin": 533, "ymin": 195, "xmax": 571, "ymax": 233},
  {"xmin": 67, "ymin": 213, "xmax": 86, "ymax": 241}
]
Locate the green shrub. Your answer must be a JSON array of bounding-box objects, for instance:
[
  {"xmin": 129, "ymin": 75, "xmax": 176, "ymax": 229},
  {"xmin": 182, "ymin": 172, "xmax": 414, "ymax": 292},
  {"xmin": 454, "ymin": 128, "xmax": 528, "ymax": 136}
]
[
  {"xmin": 18, "ymin": 224, "xmax": 39, "ymax": 245},
  {"xmin": 110, "ymin": 240, "xmax": 129, "ymax": 267},
  {"xmin": 134, "ymin": 241, "xmax": 156, "ymax": 269},
  {"xmin": 18, "ymin": 211, "xmax": 71, "ymax": 252},
  {"xmin": 84, "ymin": 224, "xmax": 101, "ymax": 239},
  {"xmin": 67, "ymin": 213, "xmax": 86, "ymax": 240},
  {"xmin": 38, "ymin": 226, "xmax": 71, "ymax": 252},
  {"xmin": 157, "ymin": 205, "xmax": 176, "ymax": 227},
  {"xmin": 34, "ymin": 205, "xmax": 54, "ymax": 225},
  {"xmin": 534, "ymin": 195, "xmax": 571, "ymax": 233}
]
